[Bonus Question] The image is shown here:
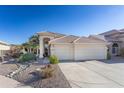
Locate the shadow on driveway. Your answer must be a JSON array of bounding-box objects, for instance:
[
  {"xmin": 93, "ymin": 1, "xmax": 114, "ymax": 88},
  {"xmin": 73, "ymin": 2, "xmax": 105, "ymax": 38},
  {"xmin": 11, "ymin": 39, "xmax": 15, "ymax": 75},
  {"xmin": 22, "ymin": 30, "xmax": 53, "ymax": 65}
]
[
  {"xmin": 102, "ymin": 57, "xmax": 124, "ymax": 64},
  {"xmin": 60, "ymin": 56, "xmax": 124, "ymax": 64}
]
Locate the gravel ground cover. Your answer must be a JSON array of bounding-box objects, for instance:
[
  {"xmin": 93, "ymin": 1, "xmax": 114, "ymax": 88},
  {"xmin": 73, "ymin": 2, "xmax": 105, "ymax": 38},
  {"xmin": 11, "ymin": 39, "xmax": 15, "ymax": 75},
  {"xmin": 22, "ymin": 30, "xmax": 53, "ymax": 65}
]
[{"xmin": 13, "ymin": 64, "xmax": 71, "ymax": 88}]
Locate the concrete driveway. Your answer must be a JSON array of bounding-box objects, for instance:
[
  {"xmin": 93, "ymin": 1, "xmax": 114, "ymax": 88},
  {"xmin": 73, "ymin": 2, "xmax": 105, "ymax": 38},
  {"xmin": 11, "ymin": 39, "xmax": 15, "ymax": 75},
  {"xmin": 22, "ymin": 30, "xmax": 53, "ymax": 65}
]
[{"xmin": 58, "ymin": 57, "xmax": 124, "ymax": 88}]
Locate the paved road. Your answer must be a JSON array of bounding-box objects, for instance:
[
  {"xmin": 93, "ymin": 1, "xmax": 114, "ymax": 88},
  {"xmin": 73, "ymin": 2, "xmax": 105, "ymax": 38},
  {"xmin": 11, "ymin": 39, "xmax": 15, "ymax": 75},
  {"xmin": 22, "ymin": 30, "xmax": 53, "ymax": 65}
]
[{"xmin": 59, "ymin": 59, "xmax": 124, "ymax": 88}]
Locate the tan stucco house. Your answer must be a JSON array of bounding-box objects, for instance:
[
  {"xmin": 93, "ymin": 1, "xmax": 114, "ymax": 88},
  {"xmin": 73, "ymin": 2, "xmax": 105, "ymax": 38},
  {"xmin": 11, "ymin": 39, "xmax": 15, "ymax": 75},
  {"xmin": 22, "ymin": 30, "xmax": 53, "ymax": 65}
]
[
  {"xmin": 38, "ymin": 31, "xmax": 107, "ymax": 60},
  {"xmin": 0, "ymin": 41, "xmax": 10, "ymax": 57}
]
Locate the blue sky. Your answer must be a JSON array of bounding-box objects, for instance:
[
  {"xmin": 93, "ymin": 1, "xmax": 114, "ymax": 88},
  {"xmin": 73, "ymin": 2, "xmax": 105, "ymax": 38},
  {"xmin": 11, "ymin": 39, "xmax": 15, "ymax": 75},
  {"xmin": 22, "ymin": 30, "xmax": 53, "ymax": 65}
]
[{"xmin": 1, "ymin": 5, "xmax": 124, "ymax": 44}]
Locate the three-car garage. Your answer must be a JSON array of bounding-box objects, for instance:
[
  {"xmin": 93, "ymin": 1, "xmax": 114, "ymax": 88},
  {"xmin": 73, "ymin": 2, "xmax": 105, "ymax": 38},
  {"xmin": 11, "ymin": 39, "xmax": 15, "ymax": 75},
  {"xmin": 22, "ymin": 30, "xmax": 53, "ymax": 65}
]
[{"xmin": 50, "ymin": 36, "xmax": 107, "ymax": 60}]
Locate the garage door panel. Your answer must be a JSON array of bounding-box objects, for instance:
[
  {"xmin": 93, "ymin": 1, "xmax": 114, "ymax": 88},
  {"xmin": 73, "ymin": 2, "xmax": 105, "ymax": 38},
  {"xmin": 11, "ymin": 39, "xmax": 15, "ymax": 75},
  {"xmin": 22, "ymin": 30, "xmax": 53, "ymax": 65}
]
[
  {"xmin": 51, "ymin": 44, "xmax": 73, "ymax": 60},
  {"xmin": 75, "ymin": 44, "xmax": 107, "ymax": 60}
]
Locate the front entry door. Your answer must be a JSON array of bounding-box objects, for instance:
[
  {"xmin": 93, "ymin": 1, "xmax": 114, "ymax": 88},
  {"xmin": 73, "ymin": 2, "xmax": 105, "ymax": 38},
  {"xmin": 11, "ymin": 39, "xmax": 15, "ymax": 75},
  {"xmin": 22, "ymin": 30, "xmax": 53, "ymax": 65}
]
[
  {"xmin": 112, "ymin": 47, "xmax": 118, "ymax": 56},
  {"xmin": 112, "ymin": 43, "xmax": 119, "ymax": 56}
]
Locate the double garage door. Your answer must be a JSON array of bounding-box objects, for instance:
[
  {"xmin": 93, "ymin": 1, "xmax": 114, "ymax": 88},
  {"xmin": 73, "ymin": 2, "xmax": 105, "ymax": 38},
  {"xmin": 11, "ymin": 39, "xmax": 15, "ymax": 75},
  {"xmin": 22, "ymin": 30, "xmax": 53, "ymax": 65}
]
[{"xmin": 51, "ymin": 44, "xmax": 107, "ymax": 60}]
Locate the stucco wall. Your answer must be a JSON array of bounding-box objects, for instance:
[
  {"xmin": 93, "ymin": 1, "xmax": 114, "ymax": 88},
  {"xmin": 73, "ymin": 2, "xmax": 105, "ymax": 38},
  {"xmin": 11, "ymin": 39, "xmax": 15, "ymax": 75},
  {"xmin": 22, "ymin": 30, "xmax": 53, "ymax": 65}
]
[
  {"xmin": 119, "ymin": 37, "xmax": 124, "ymax": 42},
  {"xmin": 118, "ymin": 37, "xmax": 124, "ymax": 48},
  {"xmin": 0, "ymin": 44, "xmax": 10, "ymax": 57},
  {"xmin": 120, "ymin": 42, "xmax": 124, "ymax": 48},
  {"xmin": 0, "ymin": 44, "xmax": 10, "ymax": 50}
]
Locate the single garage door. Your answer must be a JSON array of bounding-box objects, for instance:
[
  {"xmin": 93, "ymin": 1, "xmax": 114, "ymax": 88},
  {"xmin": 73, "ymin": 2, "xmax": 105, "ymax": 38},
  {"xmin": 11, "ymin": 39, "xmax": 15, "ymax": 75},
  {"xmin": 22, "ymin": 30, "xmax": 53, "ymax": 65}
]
[
  {"xmin": 75, "ymin": 44, "xmax": 107, "ymax": 60},
  {"xmin": 51, "ymin": 44, "xmax": 74, "ymax": 60}
]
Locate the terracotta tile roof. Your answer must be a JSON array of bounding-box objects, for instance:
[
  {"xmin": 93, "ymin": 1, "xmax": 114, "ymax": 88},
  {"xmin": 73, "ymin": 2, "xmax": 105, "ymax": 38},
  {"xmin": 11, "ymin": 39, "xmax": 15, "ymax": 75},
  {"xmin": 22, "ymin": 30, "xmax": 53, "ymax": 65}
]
[
  {"xmin": 74, "ymin": 36, "xmax": 106, "ymax": 43},
  {"xmin": 37, "ymin": 31, "xmax": 65, "ymax": 38},
  {"xmin": 89, "ymin": 35, "xmax": 106, "ymax": 41},
  {"xmin": 99, "ymin": 29, "xmax": 119, "ymax": 36},
  {"xmin": 49, "ymin": 35, "xmax": 79, "ymax": 44}
]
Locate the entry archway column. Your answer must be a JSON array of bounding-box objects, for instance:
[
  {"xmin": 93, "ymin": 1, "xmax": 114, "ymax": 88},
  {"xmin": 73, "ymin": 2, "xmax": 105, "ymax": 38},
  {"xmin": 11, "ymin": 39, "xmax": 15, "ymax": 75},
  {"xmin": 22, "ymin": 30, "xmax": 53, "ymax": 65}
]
[{"xmin": 39, "ymin": 36, "xmax": 44, "ymax": 58}]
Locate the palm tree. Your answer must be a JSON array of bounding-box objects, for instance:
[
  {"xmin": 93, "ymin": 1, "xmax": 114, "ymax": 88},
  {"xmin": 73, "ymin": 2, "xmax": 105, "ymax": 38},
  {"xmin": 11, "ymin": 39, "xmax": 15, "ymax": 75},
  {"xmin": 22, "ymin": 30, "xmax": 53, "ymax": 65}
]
[
  {"xmin": 28, "ymin": 35, "xmax": 39, "ymax": 54},
  {"xmin": 29, "ymin": 35, "xmax": 39, "ymax": 45},
  {"xmin": 22, "ymin": 35, "xmax": 39, "ymax": 54}
]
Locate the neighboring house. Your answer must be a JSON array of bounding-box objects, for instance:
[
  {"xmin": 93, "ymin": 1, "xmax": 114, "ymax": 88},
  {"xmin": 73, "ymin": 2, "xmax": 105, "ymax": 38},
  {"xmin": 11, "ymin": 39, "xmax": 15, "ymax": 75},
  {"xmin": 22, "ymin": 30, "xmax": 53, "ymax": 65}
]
[
  {"xmin": 38, "ymin": 31, "xmax": 107, "ymax": 60},
  {"xmin": 0, "ymin": 41, "xmax": 10, "ymax": 57},
  {"xmin": 99, "ymin": 29, "xmax": 124, "ymax": 56}
]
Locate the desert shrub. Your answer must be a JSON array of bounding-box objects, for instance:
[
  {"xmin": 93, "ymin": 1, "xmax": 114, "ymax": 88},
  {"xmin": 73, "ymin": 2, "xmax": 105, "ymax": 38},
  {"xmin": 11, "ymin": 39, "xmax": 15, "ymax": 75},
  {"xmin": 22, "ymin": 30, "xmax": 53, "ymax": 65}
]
[
  {"xmin": 49, "ymin": 55, "xmax": 59, "ymax": 64},
  {"xmin": 120, "ymin": 48, "xmax": 124, "ymax": 57},
  {"xmin": 42, "ymin": 64, "xmax": 54, "ymax": 78},
  {"xmin": 19, "ymin": 53, "xmax": 36, "ymax": 62},
  {"xmin": 33, "ymin": 64, "xmax": 54, "ymax": 78},
  {"xmin": 107, "ymin": 51, "xmax": 111, "ymax": 60}
]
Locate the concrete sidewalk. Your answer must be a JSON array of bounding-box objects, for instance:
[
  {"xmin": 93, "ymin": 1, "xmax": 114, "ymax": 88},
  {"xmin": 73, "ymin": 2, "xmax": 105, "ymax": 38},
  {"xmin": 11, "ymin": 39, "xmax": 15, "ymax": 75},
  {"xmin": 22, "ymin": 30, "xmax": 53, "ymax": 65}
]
[
  {"xmin": 0, "ymin": 75, "xmax": 31, "ymax": 88},
  {"xmin": 59, "ymin": 60, "xmax": 124, "ymax": 88}
]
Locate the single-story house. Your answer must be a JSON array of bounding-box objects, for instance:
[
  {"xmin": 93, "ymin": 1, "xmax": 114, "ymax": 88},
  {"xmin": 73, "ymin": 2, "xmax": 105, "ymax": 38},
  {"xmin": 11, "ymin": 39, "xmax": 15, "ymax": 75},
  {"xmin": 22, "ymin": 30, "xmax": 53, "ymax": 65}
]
[
  {"xmin": 38, "ymin": 31, "xmax": 107, "ymax": 60},
  {"xmin": 0, "ymin": 41, "xmax": 10, "ymax": 57}
]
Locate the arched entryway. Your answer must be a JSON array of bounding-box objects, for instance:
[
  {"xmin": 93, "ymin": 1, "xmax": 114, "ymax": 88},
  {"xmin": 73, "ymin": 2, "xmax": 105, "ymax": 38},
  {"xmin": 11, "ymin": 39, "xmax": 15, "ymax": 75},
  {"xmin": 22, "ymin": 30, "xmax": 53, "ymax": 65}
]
[
  {"xmin": 43, "ymin": 38, "xmax": 50, "ymax": 57},
  {"xmin": 112, "ymin": 43, "xmax": 119, "ymax": 56}
]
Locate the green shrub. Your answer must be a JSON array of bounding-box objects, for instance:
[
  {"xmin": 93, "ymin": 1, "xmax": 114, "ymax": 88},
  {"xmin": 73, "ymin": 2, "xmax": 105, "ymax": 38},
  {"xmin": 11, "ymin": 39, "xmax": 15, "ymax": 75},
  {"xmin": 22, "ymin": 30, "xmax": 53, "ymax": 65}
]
[
  {"xmin": 19, "ymin": 53, "xmax": 36, "ymax": 62},
  {"xmin": 49, "ymin": 55, "xmax": 59, "ymax": 64},
  {"xmin": 120, "ymin": 48, "xmax": 124, "ymax": 57},
  {"xmin": 107, "ymin": 51, "xmax": 111, "ymax": 60}
]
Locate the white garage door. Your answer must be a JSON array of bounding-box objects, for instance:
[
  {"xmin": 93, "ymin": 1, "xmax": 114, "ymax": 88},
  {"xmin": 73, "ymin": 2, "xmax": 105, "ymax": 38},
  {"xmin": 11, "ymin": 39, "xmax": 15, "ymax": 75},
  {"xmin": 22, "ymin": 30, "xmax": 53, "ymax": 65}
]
[
  {"xmin": 51, "ymin": 44, "xmax": 74, "ymax": 60},
  {"xmin": 75, "ymin": 44, "xmax": 107, "ymax": 60}
]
